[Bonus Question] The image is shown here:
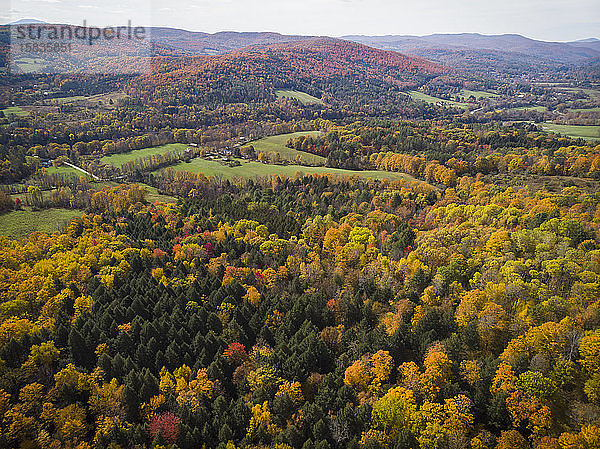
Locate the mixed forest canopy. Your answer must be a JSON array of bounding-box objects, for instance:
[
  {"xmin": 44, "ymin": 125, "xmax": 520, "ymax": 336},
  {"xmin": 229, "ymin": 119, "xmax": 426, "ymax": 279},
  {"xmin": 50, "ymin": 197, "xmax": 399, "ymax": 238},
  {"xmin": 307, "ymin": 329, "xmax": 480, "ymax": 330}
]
[
  {"xmin": 0, "ymin": 19, "xmax": 600, "ymax": 449},
  {"xmin": 0, "ymin": 171, "xmax": 600, "ymax": 449}
]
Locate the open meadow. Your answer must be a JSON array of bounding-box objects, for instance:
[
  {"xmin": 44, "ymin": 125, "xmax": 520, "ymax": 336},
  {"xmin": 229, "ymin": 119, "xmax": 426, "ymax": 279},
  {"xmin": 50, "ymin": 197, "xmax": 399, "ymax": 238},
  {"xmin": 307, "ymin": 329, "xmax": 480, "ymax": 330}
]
[
  {"xmin": 159, "ymin": 157, "xmax": 415, "ymax": 181},
  {"xmin": 45, "ymin": 164, "xmax": 89, "ymax": 179},
  {"xmin": 251, "ymin": 131, "xmax": 326, "ymax": 165},
  {"xmin": 542, "ymin": 123, "xmax": 600, "ymax": 140},
  {"xmin": 406, "ymin": 91, "xmax": 469, "ymax": 108},
  {"xmin": 101, "ymin": 143, "xmax": 189, "ymax": 167},
  {"xmin": 0, "ymin": 208, "xmax": 83, "ymax": 238},
  {"xmin": 275, "ymin": 90, "xmax": 324, "ymax": 105},
  {"xmin": 1, "ymin": 106, "xmax": 29, "ymax": 116}
]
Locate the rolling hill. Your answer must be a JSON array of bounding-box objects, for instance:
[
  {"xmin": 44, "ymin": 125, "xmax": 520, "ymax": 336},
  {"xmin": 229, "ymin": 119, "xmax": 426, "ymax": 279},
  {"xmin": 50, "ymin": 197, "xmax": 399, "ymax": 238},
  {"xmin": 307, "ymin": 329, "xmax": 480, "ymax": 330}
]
[
  {"xmin": 149, "ymin": 38, "xmax": 447, "ymax": 84},
  {"xmin": 138, "ymin": 38, "xmax": 449, "ymax": 114}
]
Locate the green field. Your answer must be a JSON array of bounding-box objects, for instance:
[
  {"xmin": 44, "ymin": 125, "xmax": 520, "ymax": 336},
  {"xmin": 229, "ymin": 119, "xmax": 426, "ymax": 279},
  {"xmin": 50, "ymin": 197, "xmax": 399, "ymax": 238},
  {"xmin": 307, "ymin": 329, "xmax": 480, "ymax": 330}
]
[
  {"xmin": 252, "ymin": 131, "xmax": 326, "ymax": 165},
  {"xmin": 557, "ymin": 87, "xmax": 600, "ymax": 97},
  {"xmin": 158, "ymin": 157, "xmax": 415, "ymax": 182},
  {"xmin": 1, "ymin": 106, "xmax": 28, "ymax": 117},
  {"xmin": 51, "ymin": 96, "xmax": 88, "ymax": 104},
  {"xmin": 101, "ymin": 143, "xmax": 189, "ymax": 167},
  {"xmin": 567, "ymin": 106, "xmax": 600, "ymax": 112},
  {"xmin": 460, "ymin": 89, "xmax": 498, "ymax": 99},
  {"xmin": 406, "ymin": 91, "xmax": 469, "ymax": 109},
  {"xmin": 512, "ymin": 105, "xmax": 547, "ymax": 112},
  {"xmin": 8, "ymin": 187, "xmax": 88, "ymax": 204},
  {"xmin": 542, "ymin": 123, "xmax": 600, "ymax": 140},
  {"xmin": 11, "ymin": 57, "xmax": 44, "ymax": 73},
  {"xmin": 0, "ymin": 208, "xmax": 83, "ymax": 239},
  {"xmin": 139, "ymin": 184, "xmax": 177, "ymax": 204},
  {"xmin": 45, "ymin": 165, "xmax": 89, "ymax": 179},
  {"xmin": 275, "ymin": 90, "xmax": 323, "ymax": 105}
]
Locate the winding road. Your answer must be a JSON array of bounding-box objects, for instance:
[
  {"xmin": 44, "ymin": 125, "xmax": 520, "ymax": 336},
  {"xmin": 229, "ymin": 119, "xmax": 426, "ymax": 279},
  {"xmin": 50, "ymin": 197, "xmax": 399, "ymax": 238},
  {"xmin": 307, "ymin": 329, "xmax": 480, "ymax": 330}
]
[{"xmin": 63, "ymin": 162, "xmax": 100, "ymax": 181}]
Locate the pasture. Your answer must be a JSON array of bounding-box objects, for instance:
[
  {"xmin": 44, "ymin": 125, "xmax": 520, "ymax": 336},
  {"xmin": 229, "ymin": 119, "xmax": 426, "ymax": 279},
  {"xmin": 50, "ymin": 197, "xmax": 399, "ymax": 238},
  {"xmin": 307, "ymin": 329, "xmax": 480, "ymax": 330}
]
[
  {"xmin": 45, "ymin": 165, "xmax": 89, "ymax": 179},
  {"xmin": 11, "ymin": 57, "xmax": 45, "ymax": 73},
  {"xmin": 101, "ymin": 143, "xmax": 189, "ymax": 167},
  {"xmin": 567, "ymin": 106, "xmax": 600, "ymax": 112},
  {"xmin": 50, "ymin": 96, "xmax": 88, "ymax": 104},
  {"xmin": 252, "ymin": 131, "xmax": 326, "ymax": 165},
  {"xmin": 406, "ymin": 91, "xmax": 469, "ymax": 109},
  {"xmin": 275, "ymin": 90, "xmax": 323, "ymax": 105},
  {"xmin": 542, "ymin": 123, "xmax": 600, "ymax": 140},
  {"xmin": 158, "ymin": 157, "xmax": 415, "ymax": 182},
  {"xmin": 1, "ymin": 106, "xmax": 29, "ymax": 116},
  {"xmin": 139, "ymin": 184, "xmax": 177, "ymax": 204},
  {"xmin": 512, "ymin": 105, "xmax": 547, "ymax": 112},
  {"xmin": 0, "ymin": 208, "xmax": 83, "ymax": 239}
]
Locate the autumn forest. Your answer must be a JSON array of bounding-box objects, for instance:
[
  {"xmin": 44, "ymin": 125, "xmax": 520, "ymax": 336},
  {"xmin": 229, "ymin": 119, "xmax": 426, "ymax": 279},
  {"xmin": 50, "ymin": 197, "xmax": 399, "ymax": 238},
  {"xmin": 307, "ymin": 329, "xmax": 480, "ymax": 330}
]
[{"xmin": 1, "ymin": 15, "xmax": 600, "ymax": 449}]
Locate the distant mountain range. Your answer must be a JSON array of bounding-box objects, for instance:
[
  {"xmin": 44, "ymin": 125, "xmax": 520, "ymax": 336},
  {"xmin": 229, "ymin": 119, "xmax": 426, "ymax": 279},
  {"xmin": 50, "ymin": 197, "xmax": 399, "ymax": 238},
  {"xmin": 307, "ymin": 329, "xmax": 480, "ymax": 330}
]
[
  {"xmin": 5, "ymin": 20, "xmax": 599, "ymax": 63},
  {"xmin": 3, "ymin": 20, "xmax": 599, "ymax": 79},
  {"xmin": 573, "ymin": 38, "xmax": 600, "ymax": 44},
  {"xmin": 150, "ymin": 29, "xmax": 311, "ymax": 55},
  {"xmin": 148, "ymin": 30, "xmax": 600, "ymax": 79},
  {"xmin": 148, "ymin": 30, "xmax": 600, "ymax": 64},
  {"xmin": 7, "ymin": 18, "xmax": 47, "ymax": 25},
  {"xmin": 342, "ymin": 33, "xmax": 600, "ymax": 74},
  {"xmin": 146, "ymin": 30, "xmax": 600, "ymax": 79}
]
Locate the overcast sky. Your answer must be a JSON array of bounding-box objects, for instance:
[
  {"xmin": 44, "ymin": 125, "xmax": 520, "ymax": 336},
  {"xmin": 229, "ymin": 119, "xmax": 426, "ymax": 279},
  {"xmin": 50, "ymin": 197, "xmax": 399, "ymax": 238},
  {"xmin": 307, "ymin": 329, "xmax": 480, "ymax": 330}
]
[{"xmin": 2, "ymin": 0, "xmax": 599, "ymax": 42}]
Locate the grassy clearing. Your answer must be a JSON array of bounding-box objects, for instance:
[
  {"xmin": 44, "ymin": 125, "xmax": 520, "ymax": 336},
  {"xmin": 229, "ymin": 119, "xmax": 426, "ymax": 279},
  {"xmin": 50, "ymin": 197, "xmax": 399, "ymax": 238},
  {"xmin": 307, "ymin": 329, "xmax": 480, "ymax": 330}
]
[
  {"xmin": 541, "ymin": 123, "xmax": 600, "ymax": 140},
  {"xmin": 101, "ymin": 143, "xmax": 189, "ymax": 167},
  {"xmin": 275, "ymin": 90, "xmax": 323, "ymax": 105},
  {"xmin": 533, "ymin": 82, "xmax": 568, "ymax": 86},
  {"xmin": 0, "ymin": 208, "xmax": 82, "ymax": 239},
  {"xmin": 461, "ymin": 89, "xmax": 498, "ymax": 99},
  {"xmin": 158, "ymin": 157, "xmax": 415, "ymax": 182},
  {"xmin": 45, "ymin": 165, "xmax": 89, "ymax": 179},
  {"xmin": 76, "ymin": 92, "xmax": 127, "ymax": 108},
  {"xmin": 557, "ymin": 87, "xmax": 600, "ymax": 97},
  {"xmin": 48, "ymin": 92, "xmax": 126, "ymax": 107},
  {"xmin": 8, "ymin": 187, "xmax": 84, "ymax": 204},
  {"xmin": 50, "ymin": 96, "xmax": 88, "ymax": 104},
  {"xmin": 512, "ymin": 105, "xmax": 547, "ymax": 112},
  {"xmin": 11, "ymin": 57, "xmax": 44, "ymax": 73},
  {"xmin": 556, "ymin": 87, "xmax": 581, "ymax": 92},
  {"xmin": 252, "ymin": 132, "xmax": 326, "ymax": 165},
  {"xmin": 138, "ymin": 183, "xmax": 177, "ymax": 204},
  {"xmin": 567, "ymin": 106, "xmax": 600, "ymax": 112},
  {"xmin": 86, "ymin": 91, "xmax": 127, "ymax": 105},
  {"xmin": 406, "ymin": 91, "xmax": 469, "ymax": 109},
  {"xmin": 1, "ymin": 106, "xmax": 29, "ymax": 116}
]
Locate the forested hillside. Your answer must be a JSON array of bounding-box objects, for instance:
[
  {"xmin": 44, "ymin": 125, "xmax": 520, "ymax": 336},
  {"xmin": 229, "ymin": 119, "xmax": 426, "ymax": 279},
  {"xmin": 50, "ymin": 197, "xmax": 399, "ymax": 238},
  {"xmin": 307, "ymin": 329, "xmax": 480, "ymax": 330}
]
[{"xmin": 0, "ymin": 150, "xmax": 600, "ymax": 448}]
